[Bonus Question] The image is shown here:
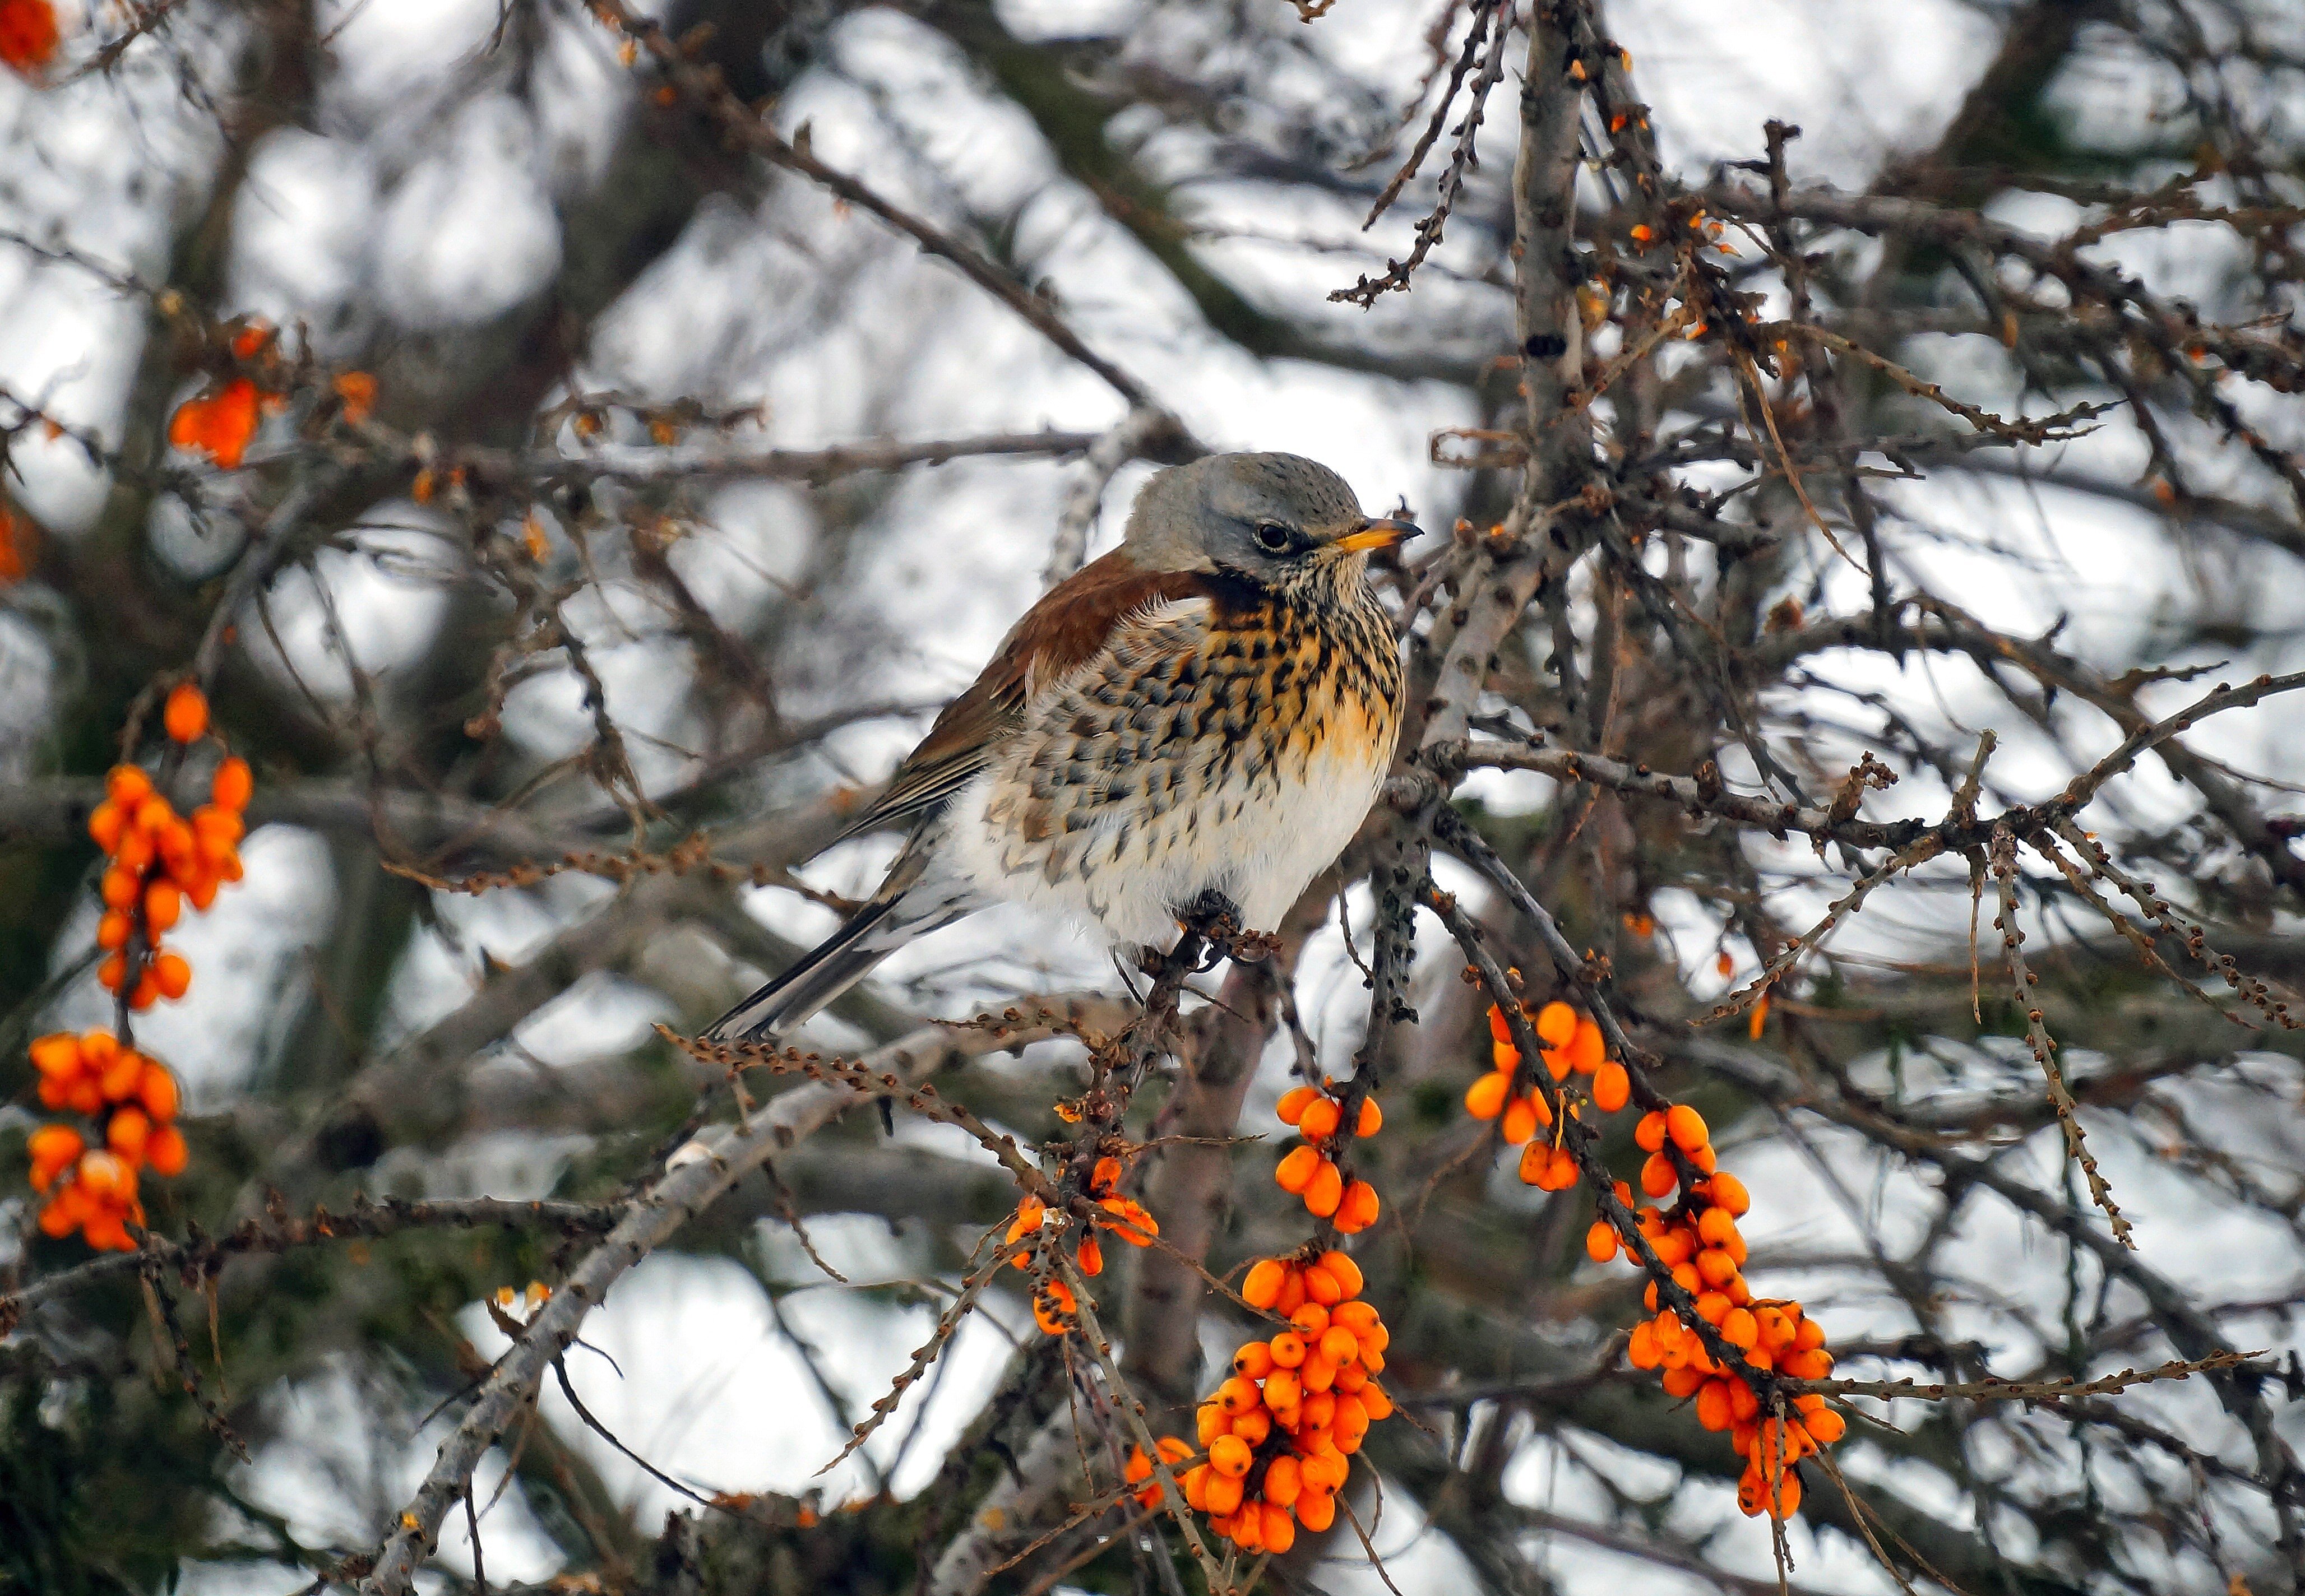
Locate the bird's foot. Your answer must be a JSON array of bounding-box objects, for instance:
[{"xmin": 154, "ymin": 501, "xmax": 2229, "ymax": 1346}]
[{"xmin": 1170, "ymin": 890, "xmax": 1277, "ymax": 970}]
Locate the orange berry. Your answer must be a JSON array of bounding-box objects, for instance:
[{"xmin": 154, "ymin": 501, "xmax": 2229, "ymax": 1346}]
[
  {"xmin": 1661, "ymin": 1365, "xmax": 1706, "ymax": 1399},
  {"xmin": 1277, "ymin": 1084, "xmax": 1319, "ymax": 1125},
  {"xmin": 1203, "ymin": 1473, "xmax": 1244, "ymax": 1518},
  {"xmin": 1501, "ymin": 1096, "xmax": 1538, "ymax": 1146},
  {"xmin": 1318, "ymin": 1325, "xmax": 1358, "ymax": 1366},
  {"xmin": 1781, "ymin": 1348, "xmax": 1832, "ymax": 1380},
  {"xmin": 1076, "ymin": 1235, "xmax": 1103, "ymax": 1276},
  {"xmin": 153, "ymin": 950, "xmax": 192, "ymax": 1000},
  {"xmin": 1263, "ymin": 1454, "xmax": 1302, "ymax": 1507},
  {"xmin": 1261, "ymin": 1503, "xmax": 1296, "ymax": 1554},
  {"xmin": 28, "ymin": 1032, "xmax": 80, "ymax": 1078},
  {"xmin": 146, "ymin": 1124, "xmax": 188, "ymax": 1176},
  {"xmin": 1303, "ymin": 1158, "xmax": 1344, "ymax": 1218},
  {"xmin": 146, "ymin": 878, "xmax": 184, "ymax": 932},
  {"xmin": 1803, "ymin": 1407, "xmax": 1846, "ymax": 1445},
  {"xmin": 1665, "ymin": 1104, "xmax": 1709, "ymax": 1155},
  {"xmin": 1635, "ymin": 1110, "xmax": 1668, "ymax": 1152},
  {"xmin": 1721, "ymin": 1308, "xmax": 1759, "ymax": 1350},
  {"xmin": 1317, "ymin": 1249, "xmax": 1363, "ymax": 1299},
  {"xmin": 1332, "ymin": 1179, "xmax": 1380, "ymax": 1233},
  {"xmin": 1585, "ymin": 1219, "xmax": 1618, "ymax": 1262},
  {"xmin": 1639, "ymin": 1151, "xmax": 1678, "ymax": 1198},
  {"xmin": 1591, "ymin": 1060, "xmax": 1630, "ymax": 1112},
  {"xmin": 1628, "ymin": 1323, "xmax": 1660, "ymax": 1370},
  {"xmin": 1696, "ymin": 1207, "xmax": 1739, "ymax": 1248},
  {"xmin": 211, "ymin": 755, "xmax": 253, "ymax": 811},
  {"xmin": 1353, "ymin": 1097, "xmax": 1382, "ymax": 1137},
  {"xmin": 97, "ymin": 952, "xmax": 125, "ymax": 991},
  {"xmin": 1464, "ymin": 1070, "xmax": 1510, "ymax": 1120},
  {"xmin": 1090, "ymin": 1155, "xmax": 1122, "ymax": 1193},
  {"xmin": 1696, "ymin": 1249, "xmax": 1738, "ymax": 1288},
  {"xmin": 1542, "ymin": 1046, "xmax": 1572, "ymax": 1083},
  {"xmin": 1264, "ymin": 1367, "xmax": 1302, "ymax": 1413},
  {"xmin": 1566, "ymin": 1018, "xmax": 1605, "ymax": 1075},
  {"xmin": 1695, "ymin": 1291, "xmax": 1732, "ymax": 1325},
  {"xmin": 1290, "ymin": 1301, "xmax": 1330, "ymax": 1337},
  {"xmin": 163, "ymin": 682, "xmax": 209, "ymax": 743},
  {"xmin": 1296, "ymin": 1489, "xmax": 1337, "ymax": 1533},
  {"xmin": 1298, "ymin": 1097, "xmax": 1342, "ymax": 1141},
  {"xmin": 95, "ymin": 909, "xmax": 132, "ymax": 952},
  {"xmin": 1707, "ymin": 1171, "xmax": 1751, "ymax": 1215},
  {"xmin": 106, "ymin": 764, "xmax": 152, "ymax": 808},
  {"xmin": 1242, "ymin": 1259, "xmax": 1286, "ymax": 1309},
  {"xmin": 136, "ymin": 1062, "xmax": 180, "ymax": 1121},
  {"xmin": 1302, "ymin": 1264, "xmax": 1343, "ymax": 1305},
  {"xmin": 1234, "ymin": 1340, "xmax": 1275, "ymax": 1379},
  {"xmin": 1208, "ymin": 1434, "xmax": 1252, "ymax": 1479},
  {"xmin": 1695, "ymin": 1379, "xmax": 1733, "ymax": 1432},
  {"xmin": 101, "ymin": 865, "xmax": 140, "ymax": 911},
  {"xmin": 87, "ymin": 801, "xmax": 125, "ymax": 853},
  {"xmin": 1216, "ymin": 1376, "xmax": 1261, "ymax": 1416},
  {"xmin": 1182, "ymin": 1462, "xmax": 1212, "ymax": 1510},
  {"xmin": 1534, "ymin": 1001, "xmax": 1577, "ymax": 1048},
  {"xmin": 106, "ymin": 1105, "xmax": 151, "ymax": 1164},
  {"xmin": 1794, "ymin": 1315, "xmax": 1827, "ymax": 1352},
  {"xmin": 1275, "ymin": 1144, "xmax": 1322, "ymax": 1194},
  {"xmin": 1274, "ymin": 1266, "xmax": 1307, "ymax": 1316},
  {"xmin": 1196, "ymin": 1404, "xmax": 1227, "ymax": 1445},
  {"xmin": 1267, "ymin": 1331, "xmax": 1306, "ymax": 1372},
  {"xmin": 76, "ymin": 1148, "xmax": 136, "ymax": 1206},
  {"xmin": 27, "ymin": 1125, "xmax": 84, "ymax": 1189},
  {"xmin": 1488, "ymin": 1004, "xmax": 1513, "ymax": 1045}
]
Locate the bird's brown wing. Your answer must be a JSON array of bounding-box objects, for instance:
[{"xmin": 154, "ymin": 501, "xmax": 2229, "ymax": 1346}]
[{"xmin": 834, "ymin": 549, "xmax": 1234, "ymax": 841}]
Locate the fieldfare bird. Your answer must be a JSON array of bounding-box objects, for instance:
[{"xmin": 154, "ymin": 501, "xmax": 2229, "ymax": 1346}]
[{"xmin": 703, "ymin": 452, "xmax": 1416, "ymax": 1043}]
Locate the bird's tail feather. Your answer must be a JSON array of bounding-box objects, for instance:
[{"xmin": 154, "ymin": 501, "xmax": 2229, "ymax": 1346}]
[{"xmin": 702, "ymin": 897, "xmax": 907, "ymax": 1044}]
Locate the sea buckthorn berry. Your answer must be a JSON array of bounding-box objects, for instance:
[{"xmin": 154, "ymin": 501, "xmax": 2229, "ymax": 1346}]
[
  {"xmin": 1076, "ymin": 1235, "xmax": 1104, "ymax": 1276},
  {"xmin": 1665, "ymin": 1104, "xmax": 1709, "ymax": 1155},
  {"xmin": 29, "ymin": 1033, "xmax": 80, "ymax": 1077},
  {"xmin": 1721, "ymin": 1308, "xmax": 1759, "ymax": 1350},
  {"xmin": 1303, "ymin": 1158, "xmax": 1344, "ymax": 1218},
  {"xmin": 1232, "ymin": 1407, "xmax": 1272, "ymax": 1446},
  {"xmin": 1695, "ymin": 1379, "xmax": 1733, "ymax": 1432},
  {"xmin": 88, "ymin": 801, "xmax": 125, "ymax": 853},
  {"xmin": 1318, "ymin": 1250, "xmax": 1363, "ymax": 1298},
  {"xmin": 1261, "ymin": 1504, "xmax": 1296, "ymax": 1554},
  {"xmin": 146, "ymin": 1125, "xmax": 188, "ymax": 1177},
  {"xmin": 1802, "ymin": 1407, "xmax": 1846, "ymax": 1445},
  {"xmin": 1501, "ymin": 1096, "xmax": 1539, "ymax": 1145},
  {"xmin": 163, "ymin": 683, "xmax": 209, "ymax": 743},
  {"xmin": 1234, "ymin": 1341, "xmax": 1274, "ymax": 1379},
  {"xmin": 1204, "ymin": 1473, "xmax": 1244, "ymax": 1518},
  {"xmin": 1707, "ymin": 1171, "xmax": 1751, "ymax": 1215},
  {"xmin": 1661, "ymin": 1365, "xmax": 1706, "ymax": 1399},
  {"xmin": 108, "ymin": 764, "xmax": 152, "ymax": 807},
  {"xmin": 1333, "ymin": 1179, "xmax": 1380, "ymax": 1233},
  {"xmin": 1586, "ymin": 1219, "xmax": 1618, "ymax": 1262},
  {"xmin": 1464, "ymin": 1070, "xmax": 1510, "ymax": 1120},
  {"xmin": 1289, "ymin": 1302, "xmax": 1329, "ymax": 1337},
  {"xmin": 1208, "ymin": 1435, "xmax": 1252, "ymax": 1478},
  {"xmin": 1263, "ymin": 1455, "xmax": 1302, "ymax": 1507},
  {"xmin": 1566, "ymin": 1019, "xmax": 1605, "ymax": 1074},
  {"xmin": 1592, "ymin": 1060, "xmax": 1630, "ymax": 1112},
  {"xmin": 1216, "ymin": 1376, "xmax": 1261, "ymax": 1415},
  {"xmin": 1696, "ymin": 1207, "xmax": 1738, "ymax": 1248},
  {"xmin": 1275, "ymin": 1145, "xmax": 1322, "ymax": 1194},
  {"xmin": 1297, "ymin": 1491, "xmax": 1336, "ymax": 1533},
  {"xmin": 1488, "ymin": 1004, "xmax": 1513, "ymax": 1044},
  {"xmin": 1302, "ymin": 1263, "xmax": 1343, "ymax": 1305},
  {"xmin": 1353, "ymin": 1097, "xmax": 1381, "ymax": 1136},
  {"xmin": 144, "ymin": 878, "xmax": 182, "ymax": 932},
  {"xmin": 101, "ymin": 866, "xmax": 139, "ymax": 911},
  {"xmin": 1298, "ymin": 1096, "xmax": 1343, "ymax": 1140},
  {"xmin": 1318, "ymin": 1325, "xmax": 1359, "ymax": 1365},
  {"xmin": 1639, "ymin": 1151, "xmax": 1678, "ymax": 1198},
  {"xmin": 1635, "ymin": 1110, "xmax": 1668, "ymax": 1152},
  {"xmin": 1696, "ymin": 1249, "xmax": 1738, "ymax": 1288},
  {"xmin": 212, "ymin": 756, "xmax": 253, "ymax": 811},
  {"xmin": 1533, "ymin": 1000, "xmax": 1576, "ymax": 1047},
  {"xmin": 153, "ymin": 951, "xmax": 192, "ymax": 1000},
  {"xmin": 1196, "ymin": 1404, "xmax": 1226, "ymax": 1445},
  {"xmin": 28, "ymin": 1125, "xmax": 83, "ymax": 1189},
  {"xmin": 1276, "ymin": 1085, "xmax": 1318, "ymax": 1125},
  {"xmin": 1242, "ymin": 1259, "xmax": 1286, "ymax": 1309}
]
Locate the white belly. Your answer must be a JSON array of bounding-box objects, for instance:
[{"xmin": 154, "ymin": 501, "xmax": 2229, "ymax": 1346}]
[{"xmin": 938, "ymin": 731, "xmax": 1390, "ymax": 947}]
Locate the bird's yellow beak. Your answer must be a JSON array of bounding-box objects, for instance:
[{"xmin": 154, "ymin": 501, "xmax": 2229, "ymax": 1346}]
[{"xmin": 1334, "ymin": 517, "xmax": 1421, "ymax": 553}]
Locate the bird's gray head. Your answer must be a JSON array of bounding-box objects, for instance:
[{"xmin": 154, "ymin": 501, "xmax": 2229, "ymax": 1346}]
[{"xmin": 1122, "ymin": 452, "xmax": 1418, "ymax": 588}]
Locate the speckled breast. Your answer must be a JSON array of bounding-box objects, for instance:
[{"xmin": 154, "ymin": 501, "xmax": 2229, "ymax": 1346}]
[{"xmin": 966, "ymin": 582, "xmax": 1403, "ymax": 947}]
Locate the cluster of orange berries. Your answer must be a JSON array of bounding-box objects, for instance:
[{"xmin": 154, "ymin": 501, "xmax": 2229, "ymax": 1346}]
[
  {"xmin": 168, "ymin": 324, "xmax": 293, "ymax": 470},
  {"xmin": 1160, "ymin": 1250, "xmax": 1392, "ymax": 1552},
  {"xmin": 1006, "ymin": 1154, "xmax": 1160, "ymax": 1335},
  {"xmin": 87, "ymin": 687, "xmax": 251, "ymax": 1009},
  {"xmin": 27, "ymin": 1030, "xmax": 186, "ymax": 1251},
  {"xmin": 1601, "ymin": 1104, "xmax": 1840, "ymax": 1516},
  {"xmin": 1465, "ymin": 1000, "xmax": 1630, "ymax": 1189},
  {"xmin": 1466, "ymin": 998, "xmax": 1845, "ymax": 1519},
  {"xmin": 1271, "ymin": 1082, "xmax": 1381, "ymax": 1233}
]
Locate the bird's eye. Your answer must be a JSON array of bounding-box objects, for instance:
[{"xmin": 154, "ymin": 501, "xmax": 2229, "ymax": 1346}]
[{"xmin": 1253, "ymin": 522, "xmax": 1293, "ymax": 554}]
